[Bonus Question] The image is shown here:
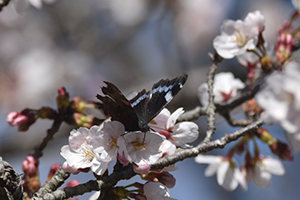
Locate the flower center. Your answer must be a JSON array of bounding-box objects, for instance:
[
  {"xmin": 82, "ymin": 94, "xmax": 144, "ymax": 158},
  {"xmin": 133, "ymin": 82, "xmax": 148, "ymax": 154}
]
[
  {"xmin": 106, "ymin": 136, "xmax": 118, "ymax": 149},
  {"xmin": 131, "ymin": 138, "xmax": 147, "ymax": 151},
  {"xmin": 81, "ymin": 142, "xmax": 95, "ymax": 162},
  {"xmin": 234, "ymin": 30, "xmax": 248, "ymax": 47},
  {"xmin": 220, "ymin": 90, "xmax": 233, "ymax": 103}
]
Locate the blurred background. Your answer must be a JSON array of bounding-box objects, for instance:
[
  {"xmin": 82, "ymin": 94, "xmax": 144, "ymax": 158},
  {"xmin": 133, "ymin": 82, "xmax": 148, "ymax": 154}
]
[{"xmin": 0, "ymin": 0, "xmax": 299, "ymax": 199}]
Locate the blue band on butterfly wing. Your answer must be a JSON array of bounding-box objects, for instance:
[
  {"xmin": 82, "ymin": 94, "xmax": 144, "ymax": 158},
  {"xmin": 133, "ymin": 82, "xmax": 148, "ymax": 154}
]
[
  {"xmin": 152, "ymin": 85, "xmax": 173, "ymax": 94},
  {"xmin": 131, "ymin": 93, "xmax": 149, "ymax": 107}
]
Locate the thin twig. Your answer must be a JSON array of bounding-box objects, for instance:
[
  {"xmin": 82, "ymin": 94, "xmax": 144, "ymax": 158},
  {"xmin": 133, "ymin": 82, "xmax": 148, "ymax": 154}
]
[
  {"xmin": 202, "ymin": 53, "xmax": 220, "ymax": 143},
  {"xmin": 31, "ymin": 112, "xmax": 62, "ymax": 160},
  {"xmin": 221, "ymin": 112, "xmax": 254, "ymax": 127},
  {"xmin": 177, "ymin": 106, "xmax": 206, "ymax": 122},
  {"xmin": 151, "ymin": 119, "xmax": 263, "ymax": 170}
]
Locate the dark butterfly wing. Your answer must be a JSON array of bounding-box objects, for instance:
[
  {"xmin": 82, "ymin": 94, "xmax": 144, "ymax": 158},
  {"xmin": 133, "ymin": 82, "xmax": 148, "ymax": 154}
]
[
  {"xmin": 97, "ymin": 74, "xmax": 188, "ymax": 132},
  {"xmin": 96, "ymin": 81, "xmax": 140, "ymax": 131},
  {"xmin": 130, "ymin": 73, "xmax": 188, "ymax": 123}
]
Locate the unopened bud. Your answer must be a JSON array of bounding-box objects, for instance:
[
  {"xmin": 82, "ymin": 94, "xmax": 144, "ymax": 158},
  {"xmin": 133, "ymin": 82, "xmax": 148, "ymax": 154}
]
[
  {"xmin": 243, "ymin": 99, "xmax": 262, "ymax": 119},
  {"xmin": 142, "ymin": 171, "xmax": 176, "ymax": 188},
  {"xmin": 56, "ymin": 87, "xmax": 70, "ymax": 112},
  {"xmin": 275, "ymin": 32, "xmax": 295, "ymax": 63},
  {"xmin": 22, "ymin": 155, "xmax": 40, "ymax": 193},
  {"xmin": 260, "ymin": 54, "xmax": 272, "ymax": 71},
  {"xmin": 47, "ymin": 164, "xmax": 61, "ymax": 182},
  {"xmin": 256, "ymin": 128, "xmax": 275, "ymax": 144},
  {"xmin": 73, "ymin": 113, "xmax": 103, "ymax": 128},
  {"xmin": 70, "ymin": 97, "xmax": 95, "ymax": 113},
  {"xmin": 22, "ymin": 155, "xmax": 39, "ymax": 176},
  {"xmin": 7, "ymin": 109, "xmax": 38, "ymax": 131},
  {"xmin": 269, "ymin": 140, "xmax": 294, "ymax": 161}
]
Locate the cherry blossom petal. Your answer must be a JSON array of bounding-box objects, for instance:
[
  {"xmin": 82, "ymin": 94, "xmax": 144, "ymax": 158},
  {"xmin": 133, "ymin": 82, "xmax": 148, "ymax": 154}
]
[
  {"xmin": 117, "ymin": 131, "xmax": 165, "ymax": 166},
  {"xmin": 262, "ymin": 157, "xmax": 285, "ymax": 176},
  {"xmin": 213, "ymin": 19, "xmax": 257, "ymax": 59},
  {"xmin": 143, "ymin": 182, "xmax": 177, "ymax": 200},
  {"xmin": 217, "ymin": 161, "xmax": 230, "ymax": 186},
  {"xmin": 253, "ymin": 165, "xmax": 272, "ymax": 188},
  {"xmin": 244, "ymin": 10, "xmax": 265, "ymax": 33},
  {"xmin": 194, "ymin": 155, "xmax": 222, "ymax": 164},
  {"xmin": 204, "ymin": 163, "xmax": 219, "ymax": 177},
  {"xmin": 160, "ymin": 140, "xmax": 176, "ymax": 156},
  {"xmin": 151, "ymin": 108, "xmax": 171, "ymax": 131},
  {"xmin": 233, "ymin": 167, "xmax": 247, "ymax": 190},
  {"xmin": 166, "ymin": 108, "xmax": 184, "ymax": 129},
  {"xmin": 172, "ymin": 122, "xmax": 199, "ymax": 146}
]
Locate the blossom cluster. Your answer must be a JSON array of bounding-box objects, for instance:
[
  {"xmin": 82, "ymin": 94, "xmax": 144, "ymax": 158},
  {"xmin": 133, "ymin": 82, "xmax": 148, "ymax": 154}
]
[
  {"xmin": 194, "ymin": 8, "xmax": 300, "ymax": 192},
  {"xmin": 61, "ymin": 108, "xmax": 198, "ymax": 199}
]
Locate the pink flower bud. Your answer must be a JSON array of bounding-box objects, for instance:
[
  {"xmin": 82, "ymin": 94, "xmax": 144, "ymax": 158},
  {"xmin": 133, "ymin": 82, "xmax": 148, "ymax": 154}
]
[
  {"xmin": 70, "ymin": 97, "xmax": 88, "ymax": 113},
  {"xmin": 275, "ymin": 32, "xmax": 295, "ymax": 63},
  {"xmin": 47, "ymin": 164, "xmax": 61, "ymax": 181},
  {"xmin": 56, "ymin": 87, "xmax": 70, "ymax": 111},
  {"xmin": 7, "ymin": 109, "xmax": 38, "ymax": 131},
  {"xmin": 22, "ymin": 155, "xmax": 39, "ymax": 176},
  {"xmin": 269, "ymin": 140, "xmax": 294, "ymax": 161}
]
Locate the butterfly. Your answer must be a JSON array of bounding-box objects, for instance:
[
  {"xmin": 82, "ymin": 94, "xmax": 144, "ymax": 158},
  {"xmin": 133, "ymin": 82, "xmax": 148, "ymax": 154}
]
[{"xmin": 96, "ymin": 74, "xmax": 188, "ymax": 132}]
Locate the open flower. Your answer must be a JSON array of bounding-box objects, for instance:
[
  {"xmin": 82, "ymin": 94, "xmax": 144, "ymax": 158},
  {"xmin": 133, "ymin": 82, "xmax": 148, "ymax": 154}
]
[
  {"xmin": 213, "ymin": 19, "xmax": 257, "ymax": 59},
  {"xmin": 151, "ymin": 108, "xmax": 199, "ymax": 147},
  {"xmin": 198, "ymin": 72, "xmax": 245, "ymax": 107},
  {"xmin": 195, "ymin": 155, "xmax": 247, "ymax": 191},
  {"xmin": 256, "ymin": 61, "xmax": 300, "ymax": 150},
  {"xmin": 244, "ymin": 10, "xmax": 265, "ymax": 34},
  {"xmin": 143, "ymin": 182, "xmax": 177, "ymax": 200},
  {"xmin": 117, "ymin": 131, "xmax": 166, "ymax": 167},
  {"xmin": 243, "ymin": 156, "xmax": 285, "ymax": 188},
  {"xmin": 60, "ymin": 126, "xmax": 111, "ymax": 175},
  {"xmin": 98, "ymin": 120, "xmax": 125, "ymax": 160}
]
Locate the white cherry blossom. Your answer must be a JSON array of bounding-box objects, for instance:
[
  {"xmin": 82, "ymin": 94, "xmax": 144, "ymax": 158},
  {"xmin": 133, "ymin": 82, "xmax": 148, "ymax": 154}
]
[
  {"xmin": 237, "ymin": 51, "xmax": 260, "ymax": 68},
  {"xmin": 213, "ymin": 19, "xmax": 257, "ymax": 59},
  {"xmin": 98, "ymin": 120, "xmax": 125, "ymax": 160},
  {"xmin": 117, "ymin": 131, "xmax": 166, "ymax": 166},
  {"xmin": 151, "ymin": 108, "xmax": 199, "ymax": 147},
  {"xmin": 195, "ymin": 155, "xmax": 247, "ymax": 191},
  {"xmin": 60, "ymin": 126, "xmax": 111, "ymax": 175},
  {"xmin": 198, "ymin": 72, "xmax": 245, "ymax": 107},
  {"xmin": 143, "ymin": 182, "xmax": 177, "ymax": 200},
  {"xmin": 245, "ymin": 157, "xmax": 285, "ymax": 188},
  {"xmin": 256, "ymin": 61, "xmax": 300, "ymax": 150},
  {"xmin": 244, "ymin": 10, "xmax": 266, "ymax": 34}
]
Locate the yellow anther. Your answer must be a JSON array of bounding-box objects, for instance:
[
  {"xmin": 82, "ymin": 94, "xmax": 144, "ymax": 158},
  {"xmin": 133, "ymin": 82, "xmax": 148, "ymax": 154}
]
[
  {"xmin": 106, "ymin": 136, "xmax": 118, "ymax": 149},
  {"xmin": 131, "ymin": 138, "xmax": 147, "ymax": 151}
]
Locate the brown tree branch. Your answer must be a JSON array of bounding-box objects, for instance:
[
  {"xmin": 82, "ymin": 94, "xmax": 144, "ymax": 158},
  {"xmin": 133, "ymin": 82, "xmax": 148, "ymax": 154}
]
[
  {"xmin": 31, "ymin": 119, "xmax": 263, "ymax": 200},
  {"xmin": 0, "ymin": 158, "xmax": 23, "ymax": 200}
]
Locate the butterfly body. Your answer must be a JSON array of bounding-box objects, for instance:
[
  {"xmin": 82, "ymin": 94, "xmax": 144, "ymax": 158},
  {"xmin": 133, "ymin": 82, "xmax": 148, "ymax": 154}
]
[{"xmin": 97, "ymin": 74, "xmax": 188, "ymax": 132}]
